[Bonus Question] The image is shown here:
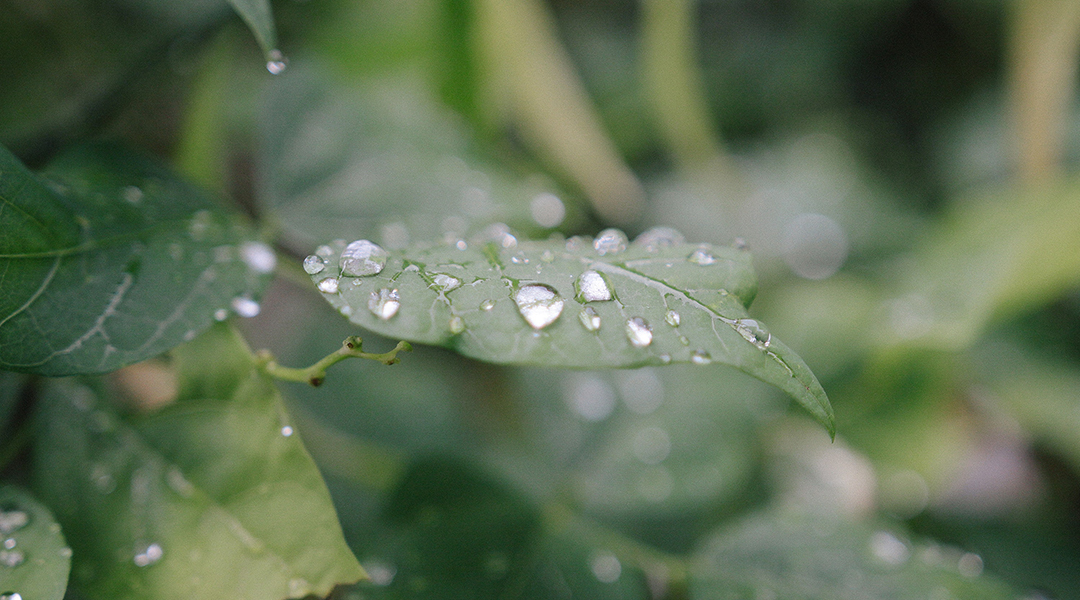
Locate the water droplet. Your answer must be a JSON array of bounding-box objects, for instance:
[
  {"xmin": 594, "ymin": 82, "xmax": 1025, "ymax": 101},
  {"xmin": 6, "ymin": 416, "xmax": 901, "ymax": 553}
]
[
  {"xmin": 340, "ymin": 240, "xmax": 389, "ymax": 276},
  {"xmin": 664, "ymin": 310, "xmax": 681, "ymax": 327},
  {"xmin": 625, "ymin": 317, "xmax": 652, "ymax": 348},
  {"xmin": 3, "ymin": 539, "xmax": 14, "ymax": 551},
  {"xmin": 589, "ymin": 551, "xmax": 621, "ymax": 583},
  {"xmin": 530, "ymin": 192, "xmax": 566, "ymax": 227},
  {"xmin": 514, "ymin": 284, "xmax": 564, "ymax": 330},
  {"xmin": 675, "ymin": 346, "xmax": 708, "ymax": 365},
  {"xmin": 688, "ymin": 247, "xmax": 717, "ymax": 265},
  {"xmin": 869, "ymin": 531, "xmax": 909, "ymax": 566},
  {"xmin": 479, "ymin": 299, "xmax": 496, "ymax": 311},
  {"xmin": 303, "ymin": 255, "xmax": 326, "ymax": 274},
  {"xmin": 122, "ymin": 185, "xmax": 143, "ymax": 204},
  {"xmin": 317, "ymin": 277, "xmax": 340, "ymax": 294},
  {"xmin": 576, "ymin": 270, "xmax": 611, "ymax": 302},
  {"xmin": 0, "ymin": 593, "xmax": 23, "ymax": 600},
  {"xmin": 734, "ymin": 318, "xmax": 771, "ymax": 349},
  {"xmin": 455, "ymin": 239, "xmax": 468, "ymax": 251},
  {"xmin": 579, "ymin": 306, "xmax": 601, "ymax": 331},
  {"xmin": 230, "ymin": 296, "xmax": 260, "ymax": 318},
  {"xmin": 213, "ymin": 308, "xmax": 229, "ymax": 321},
  {"xmin": 368, "ymin": 288, "xmax": 401, "ymax": 320},
  {"xmin": 448, "ymin": 315, "xmax": 466, "ymax": 334},
  {"xmin": 280, "ymin": 426, "xmax": 294, "ymax": 437},
  {"xmin": 0, "ymin": 510, "xmax": 28, "ymax": 534},
  {"xmin": 431, "ymin": 273, "xmax": 461, "ymax": 292},
  {"xmin": 183, "ymin": 329, "xmax": 197, "ymax": 342},
  {"xmin": 266, "ymin": 49, "xmax": 288, "ymax": 74},
  {"xmin": 593, "ymin": 228, "xmax": 628, "ymax": 255},
  {"xmin": 133, "ymin": 542, "xmax": 163, "ymax": 567},
  {"xmin": 315, "ymin": 245, "xmax": 334, "ymax": 258},
  {"xmin": 239, "ymin": 241, "xmax": 276, "ymax": 274},
  {"xmin": 634, "ymin": 226, "xmax": 685, "ymax": 251},
  {"xmin": 510, "ymin": 254, "xmax": 528, "ymax": 265}
]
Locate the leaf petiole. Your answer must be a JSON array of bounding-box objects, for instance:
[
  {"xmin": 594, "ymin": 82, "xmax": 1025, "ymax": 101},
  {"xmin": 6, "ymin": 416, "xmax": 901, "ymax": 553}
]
[{"xmin": 256, "ymin": 337, "xmax": 412, "ymax": 386}]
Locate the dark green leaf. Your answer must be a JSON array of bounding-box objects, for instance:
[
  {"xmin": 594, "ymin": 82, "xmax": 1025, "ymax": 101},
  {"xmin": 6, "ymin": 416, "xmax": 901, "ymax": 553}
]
[
  {"xmin": 0, "ymin": 485, "xmax": 71, "ymax": 600},
  {"xmin": 307, "ymin": 232, "xmax": 833, "ymax": 435},
  {"xmin": 31, "ymin": 325, "xmax": 364, "ymax": 599},
  {"xmin": 0, "ymin": 371, "xmax": 27, "ymax": 435},
  {"xmin": 0, "ymin": 143, "xmax": 273, "ymax": 376}
]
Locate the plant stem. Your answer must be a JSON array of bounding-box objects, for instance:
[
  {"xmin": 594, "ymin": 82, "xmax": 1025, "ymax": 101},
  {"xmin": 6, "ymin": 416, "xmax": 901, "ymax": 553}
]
[{"xmin": 256, "ymin": 337, "xmax": 412, "ymax": 387}]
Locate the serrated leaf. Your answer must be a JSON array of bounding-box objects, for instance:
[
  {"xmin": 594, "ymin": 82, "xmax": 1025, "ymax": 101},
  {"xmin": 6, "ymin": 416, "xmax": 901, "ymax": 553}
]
[
  {"xmin": 0, "ymin": 142, "xmax": 273, "ymax": 376},
  {"xmin": 0, "ymin": 485, "xmax": 71, "ymax": 600},
  {"xmin": 31, "ymin": 326, "xmax": 364, "ymax": 600},
  {"xmin": 307, "ymin": 231, "xmax": 834, "ymax": 435}
]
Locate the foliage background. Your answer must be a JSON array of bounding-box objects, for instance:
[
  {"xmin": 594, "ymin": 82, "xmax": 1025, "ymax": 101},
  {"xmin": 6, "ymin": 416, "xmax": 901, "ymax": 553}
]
[{"xmin": 3, "ymin": 0, "xmax": 1080, "ymax": 598}]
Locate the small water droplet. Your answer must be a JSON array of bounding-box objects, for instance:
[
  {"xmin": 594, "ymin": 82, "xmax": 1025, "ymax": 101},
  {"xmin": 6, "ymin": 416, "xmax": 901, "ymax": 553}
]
[
  {"xmin": 281, "ymin": 426, "xmax": 294, "ymax": 437},
  {"xmin": 122, "ymin": 185, "xmax": 143, "ymax": 204},
  {"xmin": 480, "ymin": 299, "xmax": 496, "ymax": 311},
  {"xmin": 688, "ymin": 247, "xmax": 717, "ymax": 265},
  {"xmin": 577, "ymin": 270, "xmax": 611, "ymax": 302},
  {"xmin": 0, "ymin": 593, "xmax": 22, "ymax": 600},
  {"xmin": 368, "ymin": 288, "xmax": 401, "ymax": 320},
  {"xmin": 593, "ymin": 228, "xmax": 628, "ymax": 255},
  {"xmin": 239, "ymin": 241, "xmax": 276, "ymax": 274},
  {"xmin": 266, "ymin": 49, "xmax": 288, "ymax": 74},
  {"xmin": 0, "ymin": 510, "xmax": 28, "ymax": 534},
  {"xmin": 303, "ymin": 255, "xmax": 326, "ymax": 274},
  {"xmin": 510, "ymin": 254, "xmax": 528, "ymax": 264},
  {"xmin": 448, "ymin": 315, "xmax": 466, "ymax": 334},
  {"xmin": 455, "ymin": 239, "xmax": 468, "ymax": 251},
  {"xmin": 340, "ymin": 240, "xmax": 389, "ymax": 276},
  {"xmin": 625, "ymin": 317, "xmax": 652, "ymax": 348},
  {"xmin": 431, "ymin": 273, "xmax": 461, "ymax": 292},
  {"xmin": 0, "ymin": 549, "xmax": 24, "ymax": 568},
  {"xmin": 579, "ymin": 306, "xmax": 601, "ymax": 331},
  {"xmin": 3, "ymin": 539, "xmax": 14, "ymax": 551},
  {"xmin": 634, "ymin": 226, "xmax": 685, "ymax": 251},
  {"xmin": 514, "ymin": 284, "xmax": 564, "ymax": 329},
  {"xmin": 530, "ymin": 192, "xmax": 565, "ymax": 228},
  {"xmin": 213, "ymin": 308, "xmax": 229, "ymax": 321},
  {"xmin": 589, "ymin": 551, "xmax": 621, "ymax": 583},
  {"xmin": 133, "ymin": 542, "xmax": 163, "ymax": 567},
  {"xmin": 664, "ymin": 310, "xmax": 681, "ymax": 327},
  {"xmin": 230, "ymin": 296, "xmax": 260, "ymax": 318},
  {"xmin": 183, "ymin": 329, "xmax": 197, "ymax": 341},
  {"xmin": 317, "ymin": 277, "xmax": 340, "ymax": 294},
  {"xmin": 734, "ymin": 318, "xmax": 771, "ymax": 349},
  {"xmin": 690, "ymin": 349, "xmax": 712, "ymax": 365}
]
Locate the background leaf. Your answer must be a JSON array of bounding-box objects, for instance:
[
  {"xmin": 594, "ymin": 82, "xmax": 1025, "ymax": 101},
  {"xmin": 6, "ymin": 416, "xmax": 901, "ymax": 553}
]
[
  {"xmin": 0, "ymin": 142, "xmax": 273, "ymax": 376},
  {"xmin": 0, "ymin": 484, "xmax": 72, "ymax": 600}
]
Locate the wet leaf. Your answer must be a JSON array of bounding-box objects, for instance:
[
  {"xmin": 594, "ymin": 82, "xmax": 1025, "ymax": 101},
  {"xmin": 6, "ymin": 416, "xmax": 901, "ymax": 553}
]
[
  {"xmin": 0, "ymin": 485, "xmax": 71, "ymax": 600},
  {"xmin": 0, "ymin": 143, "xmax": 273, "ymax": 376},
  {"xmin": 30, "ymin": 325, "xmax": 364, "ymax": 600},
  {"xmin": 308, "ymin": 231, "xmax": 833, "ymax": 435}
]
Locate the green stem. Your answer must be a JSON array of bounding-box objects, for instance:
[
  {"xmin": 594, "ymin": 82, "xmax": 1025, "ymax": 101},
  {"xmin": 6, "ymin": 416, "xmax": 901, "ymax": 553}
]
[{"xmin": 256, "ymin": 337, "xmax": 412, "ymax": 387}]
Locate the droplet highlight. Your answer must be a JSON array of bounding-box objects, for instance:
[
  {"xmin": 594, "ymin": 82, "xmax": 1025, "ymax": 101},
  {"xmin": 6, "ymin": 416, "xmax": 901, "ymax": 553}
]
[
  {"xmin": 480, "ymin": 299, "xmax": 496, "ymax": 311},
  {"xmin": 317, "ymin": 277, "xmax": 340, "ymax": 294},
  {"xmin": 593, "ymin": 229, "xmax": 628, "ymax": 255},
  {"xmin": 340, "ymin": 240, "xmax": 389, "ymax": 277},
  {"xmin": 577, "ymin": 270, "xmax": 611, "ymax": 302},
  {"xmin": 368, "ymin": 288, "xmax": 401, "ymax": 320},
  {"xmin": 579, "ymin": 306, "xmax": 601, "ymax": 331},
  {"xmin": 690, "ymin": 349, "xmax": 712, "ymax": 365},
  {"xmin": 514, "ymin": 284, "xmax": 564, "ymax": 330},
  {"xmin": 266, "ymin": 49, "xmax": 288, "ymax": 74},
  {"xmin": 625, "ymin": 317, "xmax": 653, "ymax": 348}
]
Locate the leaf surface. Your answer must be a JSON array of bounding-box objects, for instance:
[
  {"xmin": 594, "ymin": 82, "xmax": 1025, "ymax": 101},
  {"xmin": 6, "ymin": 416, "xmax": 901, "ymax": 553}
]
[
  {"xmin": 0, "ymin": 485, "xmax": 71, "ymax": 600},
  {"xmin": 0, "ymin": 143, "xmax": 273, "ymax": 376},
  {"xmin": 31, "ymin": 325, "xmax": 364, "ymax": 600},
  {"xmin": 308, "ymin": 231, "xmax": 833, "ymax": 434},
  {"xmin": 226, "ymin": 0, "xmax": 279, "ymax": 62}
]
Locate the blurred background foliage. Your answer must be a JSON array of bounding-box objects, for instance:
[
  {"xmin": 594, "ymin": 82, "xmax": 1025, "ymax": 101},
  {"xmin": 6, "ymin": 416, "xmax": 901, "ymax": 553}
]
[{"xmin": 4, "ymin": 0, "xmax": 1080, "ymax": 597}]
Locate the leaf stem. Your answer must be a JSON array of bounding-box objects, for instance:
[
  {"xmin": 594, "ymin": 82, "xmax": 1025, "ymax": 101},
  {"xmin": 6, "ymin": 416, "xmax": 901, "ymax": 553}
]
[{"xmin": 256, "ymin": 337, "xmax": 412, "ymax": 387}]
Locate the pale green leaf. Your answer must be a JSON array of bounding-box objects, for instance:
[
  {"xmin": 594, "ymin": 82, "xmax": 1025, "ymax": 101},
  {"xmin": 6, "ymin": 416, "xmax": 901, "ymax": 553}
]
[
  {"xmin": 0, "ymin": 485, "xmax": 71, "ymax": 600},
  {"xmin": 0, "ymin": 143, "xmax": 273, "ymax": 376},
  {"xmin": 307, "ymin": 231, "xmax": 834, "ymax": 435}
]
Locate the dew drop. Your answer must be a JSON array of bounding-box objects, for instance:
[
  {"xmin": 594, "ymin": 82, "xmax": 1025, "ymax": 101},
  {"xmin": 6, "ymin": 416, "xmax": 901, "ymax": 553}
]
[
  {"xmin": 303, "ymin": 255, "xmax": 326, "ymax": 274},
  {"xmin": 3, "ymin": 539, "xmax": 15, "ymax": 550},
  {"xmin": 340, "ymin": 240, "xmax": 389, "ymax": 276},
  {"xmin": 266, "ymin": 49, "xmax": 288, "ymax": 74},
  {"xmin": 317, "ymin": 277, "xmax": 340, "ymax": 294},
  {"xmin": 593, "ymin": 228, "xmax": 628, "ymax": 255},
  {"xmin": 690, "ymin": 349, "xmax": 712, "ymax": 365},
  {"xmin": 368, "ymin": 288, "xmax": 401, "ymax": 320},
  {"xmin": 577, "ymin": 270, "xmax": 611, "ymax": 302},
  {"xmin": 480, "ymin": 299, "xmax": 496, "ymax": 311},
  {"xmin": 213, "ymin": 308, "xmax": 229, "ymax": 322},
  {"xmin": 230, "ymin": 296, "xmax": 260, "ymax": 318},
  {"xmin": 0, "ymin": 549, "xmax": 23, "ymax": 568},
  {"xmin": 133, "ymin": 542, "xmax": 163, "ymax": 567},
  {"xmin": 958, "ymin": 553, "xmax": 983, "ymax": 578},
  {"xmin": 514, "ymin": 284, "xmax": 564, "ymax": 330},
  {"xmin": 625, "ymin": 317, "xmax": 653, "ymax": 348},
  {"xmin": 281, "ymin": 426, "xmax": 294, "ymax": 437},
  {"xmin": 664, "ymin": 310, "xmax": 681, "ymax": 327},
  {"xmin": 455, "ymin": 239, "xmax": 468, "ymax": 251},
  {"xmin": 634, "ymin": 226, "xmax": 685, "ymax": 251},
  {"xmin": 239, "ymin": 241, "xmax": 276, "ymax": 274},
  {"xmin": 578, "ymin": 306, "xmax": 601, "ymax": 331},
  {"xmin": 0, "ymin": 593, "xmax": 21, "ymax": 600},
  {"xmin": 448, "ymin": 315, "xmax": 466, "ymax": 334},
  {"xmin": 122, "ymin": 185, "xmax": 143, "ymax": 204},
  {"xmin": 431, "ymin": 273, "xmax": 462, "ymax": 292},
  {"xmin": 688, "ymin": 247, "xmax": 717, "ymax": 265},
  {"xmin": 0, "ymin": 510, "xmax": 28, "ymax": 535},
  {"xmin": 734, "ymin": 319, "xmax": 771, "ymax": 349}
]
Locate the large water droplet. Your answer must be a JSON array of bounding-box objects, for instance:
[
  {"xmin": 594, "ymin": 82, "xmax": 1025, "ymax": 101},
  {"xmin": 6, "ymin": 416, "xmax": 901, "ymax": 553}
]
[
  {"xmin": 133, "ymin": 542, "xmax": 163, "ymax": 567},
  {"xmin": 317, "ymin": 277, "xmax": 339, "ymax": 294},
  {"xmin": 448, "ymin": 315, "xmax": 466, "ymax": 334},
  {"xmin": 514, "ymin": 284, "xmax": 564, "ymax": 329},
  {"xmin": 625, "ymin": 317, "xmax": 652, "ymax": 348},
  {"xmin": 690, "ymin": 349, "xmax": 712, "ymax": 365},
  {"xmin": 368, "ymin": 288, "xmax": 401, "ymax": 320},
  {"xmin": 734, "ymin": 319, "xmax": 771, "ymax": 349},
  {"xmin": 577, "ymin": 270, "xmax": 611, "ymax": 302},
  {"xmin": 266, "ymin": 49, "xmax": 288, "ymax": 74},
  {"xmin": 230, "ymin": 296, "xmax": 260, "ymax": 318},
  {"xmin": 593, "ymin": 229, "xmax": 628, "ymax": 255},
  {"xmin": 431, "ymin": 273, "xmax": 461, "ymax": 292},
  {"xmin": 0, "ymin": 510, "xmax": 28, "ymax": 535},
  {"xmin": 579, "ymin": 306, "xmax": 601, "ymax": 331},
  {"xmin": 688, "ymin": 248, "xmax": 717, "ymax": 265},
  {"xmin": 239, "ymin": 241, "xmax": 276, "ymax": 274},
  {"xmin": 664, "ymin": 310, "xmax": 681, "ymax": 327},
  {"xmin": 303, "ymin": 255, "xmax": 326, "ymax": 275},
  {"xmin": 0, "ymin": 548, "xmax": 23, "ymax": 568},
  {"xmin": 634, "ymin": 226, "xmax": 685, "ymax": 251},
  {"xmin": 340, "ymin": 240, "xmax": 388, "ymax": 276},
  {"xmin": 1, "ymin": 592, "xmax": 23, "ymax": 600}
]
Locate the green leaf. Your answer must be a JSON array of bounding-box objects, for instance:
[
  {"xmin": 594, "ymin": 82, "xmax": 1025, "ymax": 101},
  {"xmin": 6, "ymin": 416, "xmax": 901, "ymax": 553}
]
[
  {"xmin": 0, "ymin": 142, "xmax": 274, "ymax": 376},
  {"xmin": 0, "ymin": 485, "xmax": 72, "ymax": 600},
  {"xmin": 689, "ymin": 508, "xmax": 1020, "ymax": 600},
  {"xmin": 226, "ymin": 0, "xmax": 280, "ymax": 64},
  {"xmin": 307, "ymin": 231, "xmax": 834, "ymax": 435},
  {"xmin": 0, "ymin": 371, "xmax": 27, "ymax": 435},
  {"xmin": 31, "ymin": 326, "xmax": 364, "ymax": 600}
]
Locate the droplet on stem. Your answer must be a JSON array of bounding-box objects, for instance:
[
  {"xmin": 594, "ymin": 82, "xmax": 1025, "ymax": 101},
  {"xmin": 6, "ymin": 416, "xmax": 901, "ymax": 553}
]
[{"xmin": 266, "ymin": 49, "xmax": 288, "ymax": 74}]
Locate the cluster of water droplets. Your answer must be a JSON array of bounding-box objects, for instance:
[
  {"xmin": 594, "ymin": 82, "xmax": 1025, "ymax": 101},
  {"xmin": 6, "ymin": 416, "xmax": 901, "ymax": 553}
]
[{"xmin": 0, "ymin": 507, "xmax": 29, "ymax": 570}]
